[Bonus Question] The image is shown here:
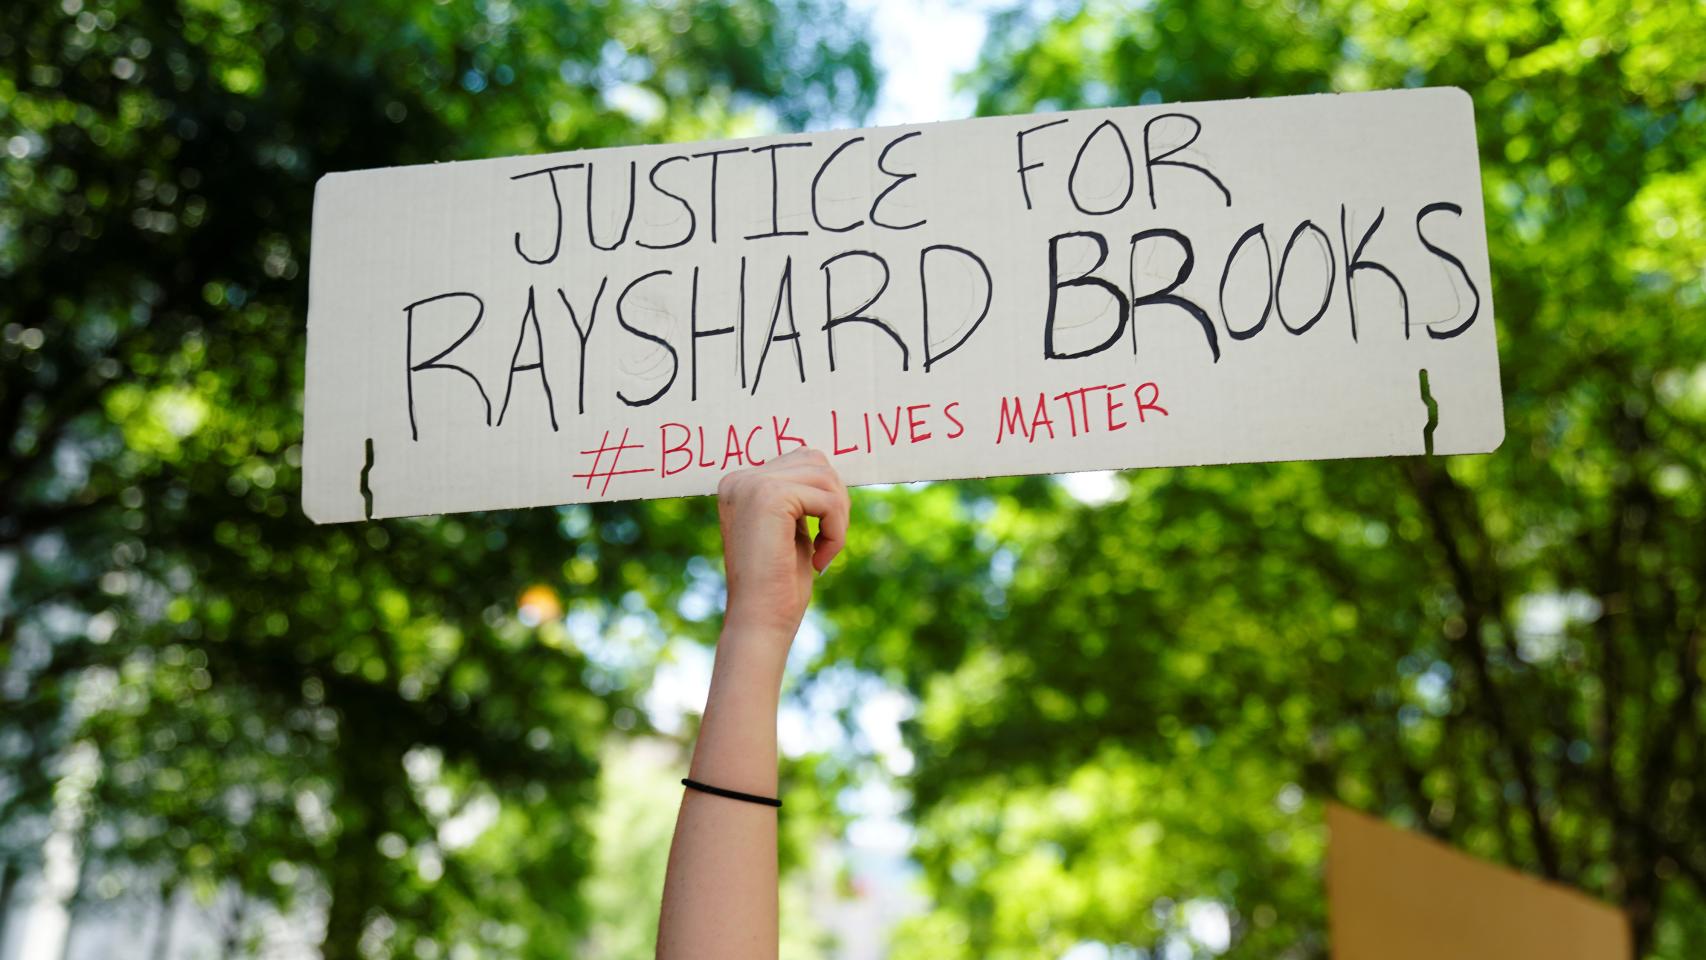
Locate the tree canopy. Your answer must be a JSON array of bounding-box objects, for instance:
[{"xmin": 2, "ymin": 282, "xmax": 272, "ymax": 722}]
[
  {"xmin": 0, "ymin": 1, "xmax": 872, "ymax": 956},
  {"xmin": 814, "ymin": 1, "xmax": 1705, "ymax": 957},
  {"xmin": 2, "ymin": 0, "xmax": 1703, "ymax": 958}
]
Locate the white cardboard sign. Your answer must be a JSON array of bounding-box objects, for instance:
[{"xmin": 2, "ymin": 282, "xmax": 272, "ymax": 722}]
[{"xmin": 304, "ymin": 87, "xmax": 1502, "ymax": 522}]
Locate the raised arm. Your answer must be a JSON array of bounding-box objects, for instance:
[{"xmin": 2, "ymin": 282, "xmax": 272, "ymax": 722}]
[{"xmin": 656, "ymin": 448, "xmax": 851, "ymax": 960}]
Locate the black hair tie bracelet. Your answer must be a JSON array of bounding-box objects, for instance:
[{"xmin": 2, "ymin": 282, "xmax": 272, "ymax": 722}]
[{"xmin": 681, "ymin": 777, "xmax": 782, "ymax": 808}]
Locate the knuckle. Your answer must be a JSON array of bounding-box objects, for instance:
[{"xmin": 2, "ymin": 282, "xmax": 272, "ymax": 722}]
[
  {"xmin": 716, "ymin": 470, "xmax": 744, "ymax": 497},
  {"xmin": 781, "ymin": 445, "xmax": 823, "ymax": 464}
]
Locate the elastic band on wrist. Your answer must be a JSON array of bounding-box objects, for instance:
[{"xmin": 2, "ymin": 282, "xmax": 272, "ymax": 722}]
[{"xmin": 681, "ymin": 777, "xmax": 782, "ymax": 808}]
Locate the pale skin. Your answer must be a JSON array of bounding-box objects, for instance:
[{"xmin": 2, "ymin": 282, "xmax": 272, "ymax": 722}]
[{"xmin": 656, "ymin": 447, "xmax": 851, "ymax": 960}]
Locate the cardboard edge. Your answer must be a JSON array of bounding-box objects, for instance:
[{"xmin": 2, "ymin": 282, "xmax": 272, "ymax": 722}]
[
  {"xmin": 301, "ymin": 487, "xmax": 354, "ymax": 526},
  {"xmin": 1481, "ymin": 413, "xmax": 1507, "ymax": 454},
  {"xmin": 1448, "ymin": 83, "xmax": 1509, "ymax": 458},
  {"xmin": 301, "ymin": 172, "xmax": 358, "ymax": 525},
  {"xmin": 1439, "ymin": 84, "xmax": 1476, "ymax": 116}
]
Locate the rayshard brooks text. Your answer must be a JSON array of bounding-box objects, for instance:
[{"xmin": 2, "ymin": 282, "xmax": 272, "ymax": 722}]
[{"xmin": 399, "ymin": 111, "xmax": 1481, "ymax": 444}]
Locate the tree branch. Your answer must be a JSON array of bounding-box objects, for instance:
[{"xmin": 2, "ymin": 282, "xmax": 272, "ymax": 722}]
[{"xmin": 1402, "ymin": 459, "xmax": 1562, "ymax": 879}]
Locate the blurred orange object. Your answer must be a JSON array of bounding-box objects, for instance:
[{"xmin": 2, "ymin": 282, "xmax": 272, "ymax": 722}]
[{"xmin": 518, "ymin": 584, "xmax": 563, "ymax": 624}]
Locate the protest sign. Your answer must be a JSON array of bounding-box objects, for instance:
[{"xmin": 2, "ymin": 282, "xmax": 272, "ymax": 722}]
[
  {"xmin": 303, "ymin": 87, "xmax": 1501, "ymax": 522},
  {"xmin": 1327, "ymin": 804, "xmax": 1631, "ymax": 959}
]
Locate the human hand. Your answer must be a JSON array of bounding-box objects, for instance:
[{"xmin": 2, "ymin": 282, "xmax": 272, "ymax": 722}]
[{"xmin": 715, "ymin": 448, "xmax": 850, "ymax": 657}]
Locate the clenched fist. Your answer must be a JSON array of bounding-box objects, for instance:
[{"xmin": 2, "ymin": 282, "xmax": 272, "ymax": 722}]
[{"xmin": 715, "ymin": 448, "xmax": 850, "ymax": 657}]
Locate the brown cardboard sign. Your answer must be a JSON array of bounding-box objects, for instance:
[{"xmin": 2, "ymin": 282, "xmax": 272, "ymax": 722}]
[{"xmin": 1327, "ymin": 804, "xmax": 1631, "ymax": 960}]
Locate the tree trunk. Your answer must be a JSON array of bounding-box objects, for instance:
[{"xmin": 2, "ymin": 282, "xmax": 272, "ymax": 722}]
[
  {"xmin": 320, "ymin": 734, "xmax": 394, "ymax": 960},
  {"xmin": 321, "ymin": 837, "xmax": 373, "ymax": 960},
  {"xmin": 0, "ymin": 858, "xmax": 18, "ymax": 959},
  {"xmin": 149, "ymin": 882, "xmax": 178, "ymax": 960},
  {"xmin": 219, "ymin": 888, "xmax": 245, "ymax": 960},
  {"xmin": 56, "ymin": 856, "xmax": 87, "ymax": 960}
]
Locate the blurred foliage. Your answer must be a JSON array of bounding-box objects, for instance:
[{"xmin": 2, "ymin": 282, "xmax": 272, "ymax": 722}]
[
  {"xmin": 4, "ymin": 0, "xmax": 1704, "ymax": 959},
  {"xmin": 0, "ymin": 0, "xmax": 872, "ymax": 957},
  {"xmin": 799, "ymin": 1, "xmax": 1705, "ymax": 958}
]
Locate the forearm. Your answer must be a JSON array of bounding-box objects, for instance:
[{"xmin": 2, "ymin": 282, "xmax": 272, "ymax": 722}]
[
  {"xmin": 657, "ymin": 448, "xmax": 847, "ymax": 958},
  {"xmin": 656, "ymin": 625, "xmax": 790, "ymax": 960}
]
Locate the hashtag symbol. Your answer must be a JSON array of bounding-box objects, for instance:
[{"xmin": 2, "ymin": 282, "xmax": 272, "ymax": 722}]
[{"xmin": 573, "ymin": 427, "xmax": 652, "ymax": 497}]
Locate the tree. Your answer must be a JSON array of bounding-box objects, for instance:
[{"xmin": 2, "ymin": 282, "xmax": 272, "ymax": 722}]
[
  {"xmin": 8, "ymin": 1, "xmax": 1702, "ymax": 957},
  {"xmin": 0, "ymin": 1, "xmax": 874, "ymax": 956},
  {"xmin": 802, "ymin": 1, "xmax": 1705, "ymax": 957}
]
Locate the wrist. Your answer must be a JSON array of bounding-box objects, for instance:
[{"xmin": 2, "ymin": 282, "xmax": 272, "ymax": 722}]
[
  {"xmin": 722, "ymin": 602, "xmax": 805, "ymax": 641},
  {"xmin": 713, "ymin": 619, "xmax": 795, "ymax": 688}
]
